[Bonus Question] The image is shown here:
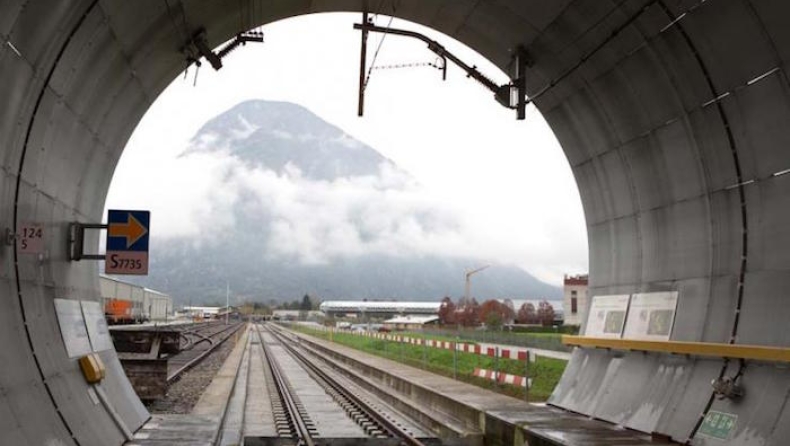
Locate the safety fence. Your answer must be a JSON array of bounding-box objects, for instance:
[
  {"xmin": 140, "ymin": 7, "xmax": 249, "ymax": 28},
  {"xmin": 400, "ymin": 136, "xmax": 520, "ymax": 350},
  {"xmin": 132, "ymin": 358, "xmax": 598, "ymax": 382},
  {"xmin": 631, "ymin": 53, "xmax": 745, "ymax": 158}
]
[
  {"xmin": 361, "ymin": 331, "xmax": 537, "ymax": 361},
  {"xmin": 473, "ymin": 368, "xmax": 532, "ymax": 388},
  {"xmin": 289, "ymin": 323, "xmax": 537, "ymax": 398},
  {"xmin": 419, "ymin": 327, "xmax": 572, "ymax": 352}
]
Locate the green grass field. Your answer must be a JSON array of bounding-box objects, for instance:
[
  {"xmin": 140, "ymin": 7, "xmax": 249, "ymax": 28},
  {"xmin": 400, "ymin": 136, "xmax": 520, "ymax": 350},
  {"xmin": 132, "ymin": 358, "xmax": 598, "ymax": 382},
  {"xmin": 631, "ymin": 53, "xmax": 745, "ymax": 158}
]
[{"xmin": 291, "ymin": 326, "xmax": 567, "ymax": 401}]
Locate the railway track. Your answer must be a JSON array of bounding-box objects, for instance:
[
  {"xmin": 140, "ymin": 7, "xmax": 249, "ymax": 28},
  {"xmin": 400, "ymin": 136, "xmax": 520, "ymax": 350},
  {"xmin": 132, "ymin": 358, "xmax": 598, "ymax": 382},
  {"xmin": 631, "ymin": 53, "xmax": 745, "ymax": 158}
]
[
  {"xmin": 167, "ymin": 321, "xmax": 246, "ymax": 383},
  {"xmin": 215, "ymin": 323, "xmax": 437, "ymax": 446},
  {"xmin": 112, "ymin": 320, "xmax": 247, "ymax": 401}
]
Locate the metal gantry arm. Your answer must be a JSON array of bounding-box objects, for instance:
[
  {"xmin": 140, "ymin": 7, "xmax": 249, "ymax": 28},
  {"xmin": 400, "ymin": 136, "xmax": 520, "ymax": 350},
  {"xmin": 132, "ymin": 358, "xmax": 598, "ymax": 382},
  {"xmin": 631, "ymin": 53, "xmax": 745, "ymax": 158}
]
[
  {"xmin": 181, "ymin": 28, "xmax": 264, "ymax": 72},
  {"xmin": 354, "ymin": 19, "xmax": 531, "ymax": 119}
]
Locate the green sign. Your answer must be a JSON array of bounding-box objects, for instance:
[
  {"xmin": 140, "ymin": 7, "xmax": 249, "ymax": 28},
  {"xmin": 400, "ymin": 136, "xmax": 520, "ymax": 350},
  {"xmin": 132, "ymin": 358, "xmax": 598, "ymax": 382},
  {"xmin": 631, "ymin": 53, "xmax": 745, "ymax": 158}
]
[{"xmin": 697, "ymin": 411, "xmax": 737, "ymax": 440}]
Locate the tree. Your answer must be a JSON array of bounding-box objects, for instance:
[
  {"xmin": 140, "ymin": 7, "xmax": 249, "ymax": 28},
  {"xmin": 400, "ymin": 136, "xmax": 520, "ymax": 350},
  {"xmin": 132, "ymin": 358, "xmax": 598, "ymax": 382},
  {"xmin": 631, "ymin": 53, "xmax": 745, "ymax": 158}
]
[
  {"xmin": 239, "ymin": 302, "xmax": 255, "ymax": 316},
  {"xmin": 480, "ymin": 300, "xmax": 516, "ymax": 329},
  {"xmin": 517, "ymin": 303, "xmax": 537, "ymax": 324},
  {"xmin": 298, "ymin": 294, "xmax": 313, "ymax": 321},
  {"xmin": 252, "ymin": 302, "xmax": 272, "ymax": 315},
  {"xmin": 438, "ymin": 296, "xmax": 456, "ymax": 325},
  {"xmin": 537, "ymin": 300, "xmax": 556, "ymax": 326},
  {"xmin": 479, "ymin": 300, "xmax": 502, "ymax": 326},
  {"xmin": 485, "ymin": 312, "xmax": 503, "ymax": 330},
  {"xmin": 502, "ymin": 303, "xmax": 515, "ymax": 324},
  {"xmin": 458, "ymin": 298, "xmax": 481, "ymax": 326},
  {"xmin": 300, "ymin": 294, "xmax": 312, "ymax": 311}
]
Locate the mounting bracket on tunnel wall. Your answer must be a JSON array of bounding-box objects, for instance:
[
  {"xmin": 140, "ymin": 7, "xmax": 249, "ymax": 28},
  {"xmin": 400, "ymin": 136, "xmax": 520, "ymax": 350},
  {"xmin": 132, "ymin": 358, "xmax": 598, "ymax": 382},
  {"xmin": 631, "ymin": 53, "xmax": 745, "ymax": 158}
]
[
  {"xmin": 181, "ymin": 27, "xmax": 264, "ymax": 72},
  {"xmin": 354, "ymin": 17, "xmax": 531, "ymax": 120},
  {"xmin": 68, "ymin": 222, "xmax": 107, "ymax": 261}
]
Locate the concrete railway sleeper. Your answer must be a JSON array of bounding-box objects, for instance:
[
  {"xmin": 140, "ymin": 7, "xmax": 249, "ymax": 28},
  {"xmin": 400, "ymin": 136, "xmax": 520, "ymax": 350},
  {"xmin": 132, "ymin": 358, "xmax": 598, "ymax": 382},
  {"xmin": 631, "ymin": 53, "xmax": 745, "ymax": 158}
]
[
  {"xmin": 266, "ymin": 325, "xmax": 436, "ymax": 446},
  {"xmin": 227, "ymin": 324, "xmax": 437, "ymax": 446},
  {"xmin": 258, "ymin": 324, "xmax": 319, "ymax": 446}
]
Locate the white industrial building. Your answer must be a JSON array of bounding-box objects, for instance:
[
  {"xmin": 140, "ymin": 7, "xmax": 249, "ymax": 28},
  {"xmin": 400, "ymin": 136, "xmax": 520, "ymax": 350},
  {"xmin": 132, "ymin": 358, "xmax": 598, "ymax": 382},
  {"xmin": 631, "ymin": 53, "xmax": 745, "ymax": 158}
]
[
  {"xmin": 382, "ymin": 315, "xmax": 439, "ymax": 331},
  {"xmin": 272, "ymin": 310, "xmax": 324, "ymax": 320},
  {"xmin": 319, "ymin": 300, "xmax": 442, "ymax": 317},
  {"xmin": 182, "ymin": 306, "xmax": 225, "ymax": 319},
  {"xmin": 562, "ymin": 274, "xmax": 589, "ymax": 326},
  {"xmin": 99, "ymin": 275, "xmax": 173, "ymax": 323}
]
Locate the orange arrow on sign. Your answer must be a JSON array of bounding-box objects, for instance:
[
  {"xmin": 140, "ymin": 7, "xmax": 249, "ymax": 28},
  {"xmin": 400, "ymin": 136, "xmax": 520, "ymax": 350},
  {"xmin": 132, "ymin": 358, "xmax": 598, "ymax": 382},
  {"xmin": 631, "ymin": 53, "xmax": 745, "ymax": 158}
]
[{"xmin": 108, "ymin": 213, "xmax": 147, "ymax": 249}]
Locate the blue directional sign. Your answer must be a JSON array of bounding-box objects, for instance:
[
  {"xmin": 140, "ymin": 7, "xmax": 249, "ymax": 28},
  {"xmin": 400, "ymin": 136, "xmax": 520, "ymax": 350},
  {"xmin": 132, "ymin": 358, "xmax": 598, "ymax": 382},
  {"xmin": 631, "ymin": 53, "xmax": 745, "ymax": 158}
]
[{"xmin": 105, "ymin": 210, "xmax": 150, "ymax": 275}]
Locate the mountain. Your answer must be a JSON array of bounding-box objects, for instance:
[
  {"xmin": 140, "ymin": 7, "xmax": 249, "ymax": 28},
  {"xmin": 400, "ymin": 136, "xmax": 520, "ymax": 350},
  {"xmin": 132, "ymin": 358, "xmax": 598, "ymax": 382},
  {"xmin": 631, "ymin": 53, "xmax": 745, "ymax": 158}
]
[
  {"xmin": 130, "ymin": 100, "xmax": 562, "ymax": 305},
  {"xmin": 183, "ymin": 100, "xmax": 396, "ymax": 181},
  {"xmin": 144, "ymin": 245, "xmax": 562, "ymax": 304}
]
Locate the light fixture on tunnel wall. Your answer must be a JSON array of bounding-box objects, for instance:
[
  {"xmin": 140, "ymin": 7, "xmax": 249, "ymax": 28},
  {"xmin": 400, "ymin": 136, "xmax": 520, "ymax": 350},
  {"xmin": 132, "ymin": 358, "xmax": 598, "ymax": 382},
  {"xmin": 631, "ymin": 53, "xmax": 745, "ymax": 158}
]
[
  {"xmin": 711, "ymin": 376, "xmax": 745, "ymax": 400},
  {"xmin": 355, "ymin": 15, "xmax": 531, "ymax": 120},
  {"xmin": 711, "ymin": 361, "xmax": 746, "ymax": 401}
]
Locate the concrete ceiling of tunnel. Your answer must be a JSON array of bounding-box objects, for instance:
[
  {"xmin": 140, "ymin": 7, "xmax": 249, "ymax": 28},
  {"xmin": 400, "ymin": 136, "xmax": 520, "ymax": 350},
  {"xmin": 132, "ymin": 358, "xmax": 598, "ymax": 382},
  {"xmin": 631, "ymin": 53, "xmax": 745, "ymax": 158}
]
[
  {"xmin": 90, "ymin": 0, "xmax": 579, "ymax": 101},
  {"xmin": 4, "ymin": 1, "xmax": 790, "ymax": 445}
]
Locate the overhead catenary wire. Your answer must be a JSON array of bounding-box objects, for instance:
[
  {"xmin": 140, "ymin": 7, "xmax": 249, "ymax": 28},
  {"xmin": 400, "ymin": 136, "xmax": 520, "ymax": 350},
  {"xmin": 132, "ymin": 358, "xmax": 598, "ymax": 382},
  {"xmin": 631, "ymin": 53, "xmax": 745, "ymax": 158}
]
[
  {"xmin": 362, "ymin": 0, "xmax": 398, "ymax": 92},
  {"xmin": 371, "ymin": 60, "xmax": 444, "ymax": 71},
  {"xmin": 363, "ymin": 10, "xmax": 396, "ymax": 92}
]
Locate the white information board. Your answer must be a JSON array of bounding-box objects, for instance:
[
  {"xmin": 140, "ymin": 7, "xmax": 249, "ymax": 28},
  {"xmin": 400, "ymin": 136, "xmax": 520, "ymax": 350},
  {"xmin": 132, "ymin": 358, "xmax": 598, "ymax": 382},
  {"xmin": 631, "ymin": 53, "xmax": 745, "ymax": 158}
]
[
  {"xmin": 623, "ymin": 292, "xmax": 679, "ymax": 340},
  {"xmin": 54, "ymin": 298, "xmax": 92, "ymax": 358},
  {"xmin": 585, "ymin": 294, "xmax": 630, "ymax": 338},
  {"xmin": 81, "ymin": 300, "xmax": 114, "ymax": 352}
]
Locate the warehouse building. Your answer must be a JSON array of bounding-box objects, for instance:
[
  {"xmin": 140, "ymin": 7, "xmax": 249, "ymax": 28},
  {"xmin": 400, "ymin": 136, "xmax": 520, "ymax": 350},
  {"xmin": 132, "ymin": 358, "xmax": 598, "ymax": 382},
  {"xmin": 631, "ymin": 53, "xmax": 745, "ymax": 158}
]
[
  {"xmin": 382, "ymin": 315, "xmax": 439, "ymax": 331},
  {"xmin": 319, "ymin": 301, "xmax": 442, "ymax": 318},
  {"xmin": 100, "ymin": 275, "xmax": 173, "ymax": 324}
]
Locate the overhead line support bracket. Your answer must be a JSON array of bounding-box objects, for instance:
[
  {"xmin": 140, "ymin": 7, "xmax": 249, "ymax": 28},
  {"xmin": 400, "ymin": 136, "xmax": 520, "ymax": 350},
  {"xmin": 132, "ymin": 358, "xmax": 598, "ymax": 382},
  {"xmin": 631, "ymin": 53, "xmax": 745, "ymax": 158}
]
[
  {"xmin": 181, "ymin": 28, "xmax": 264, "ymax": 72},
  {"xmin": 354, "ymin": 22, "xmax": 532, "ymax": 120}
]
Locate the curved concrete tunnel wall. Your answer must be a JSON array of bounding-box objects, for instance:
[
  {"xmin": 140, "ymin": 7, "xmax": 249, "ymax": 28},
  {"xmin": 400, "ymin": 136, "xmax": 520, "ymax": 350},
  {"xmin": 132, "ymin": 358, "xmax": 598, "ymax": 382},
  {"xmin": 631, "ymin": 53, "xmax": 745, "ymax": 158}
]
[{"xmin": 2, "ymin": 0, "xmax": 790, "ymax": 444}]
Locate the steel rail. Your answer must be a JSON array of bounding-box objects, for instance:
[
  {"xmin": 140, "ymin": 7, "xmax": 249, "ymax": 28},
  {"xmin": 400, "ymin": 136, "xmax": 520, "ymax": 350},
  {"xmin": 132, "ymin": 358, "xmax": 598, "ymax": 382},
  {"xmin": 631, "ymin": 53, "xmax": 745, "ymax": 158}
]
[
  {"xmin": 167, "ymin": 322, "xmax": 245, "ymax": 383},
  {"xmin": 258, "ymin": 325, "xmax": 316, "ymax": 446},
  {"xmin": 265, "ymin": 324, "xmax": 427, "ymax": 446},
  {"xmin": 181, "ymin": 330, "xmax": 215, "ymax": 347}
]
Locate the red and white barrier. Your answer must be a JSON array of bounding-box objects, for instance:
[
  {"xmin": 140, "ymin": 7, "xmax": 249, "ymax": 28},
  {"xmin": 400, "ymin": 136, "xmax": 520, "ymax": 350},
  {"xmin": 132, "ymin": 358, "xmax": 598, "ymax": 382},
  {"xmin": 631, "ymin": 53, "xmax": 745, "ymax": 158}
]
[
  {"xmin": 472, "ymin": 368, "xmax": 532, "ymax": 388},
  {"xmin": 335, "ymin": 328, "xmax": 536, "ymax": 361}
]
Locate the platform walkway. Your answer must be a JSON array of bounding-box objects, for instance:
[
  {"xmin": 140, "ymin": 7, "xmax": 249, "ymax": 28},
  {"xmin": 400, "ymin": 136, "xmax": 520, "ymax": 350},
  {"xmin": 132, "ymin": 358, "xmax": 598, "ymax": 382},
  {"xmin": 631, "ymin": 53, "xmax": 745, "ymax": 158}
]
[
  {"xmin": 290, "ymin": 327, "xmax": 677, "ymax": 446},
  {"xmin": 125, "ymin": 326, "xmax": 253, "ymax": 445},
  {"xmin": 127, "ymin": 323, "xmax": 677, "ymax": 446}
]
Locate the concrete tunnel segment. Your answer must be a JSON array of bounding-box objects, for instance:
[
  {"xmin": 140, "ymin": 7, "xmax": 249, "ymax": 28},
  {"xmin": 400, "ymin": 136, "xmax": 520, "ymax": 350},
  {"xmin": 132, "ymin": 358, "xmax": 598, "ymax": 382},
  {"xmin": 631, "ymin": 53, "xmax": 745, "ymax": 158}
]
[{"xmin": 2, "ymin": 0, "xmax": 790, "ymax": 444}]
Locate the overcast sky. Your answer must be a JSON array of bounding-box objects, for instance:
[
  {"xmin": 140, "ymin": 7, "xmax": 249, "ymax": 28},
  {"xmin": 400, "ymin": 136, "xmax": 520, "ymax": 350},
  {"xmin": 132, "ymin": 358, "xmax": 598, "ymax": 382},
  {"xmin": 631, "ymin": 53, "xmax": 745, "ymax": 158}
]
[{"xmin": 105, "ymin": 13, "xmax": 587, "ymax": 286}]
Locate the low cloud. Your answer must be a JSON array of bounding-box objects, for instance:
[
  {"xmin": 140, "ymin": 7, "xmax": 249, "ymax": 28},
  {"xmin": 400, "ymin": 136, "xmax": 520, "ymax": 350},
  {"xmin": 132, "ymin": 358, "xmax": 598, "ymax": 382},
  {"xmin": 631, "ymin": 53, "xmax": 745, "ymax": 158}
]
[{"xmin": 108, "ymin": 146, "xmax": 586, "ymax": 285}]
